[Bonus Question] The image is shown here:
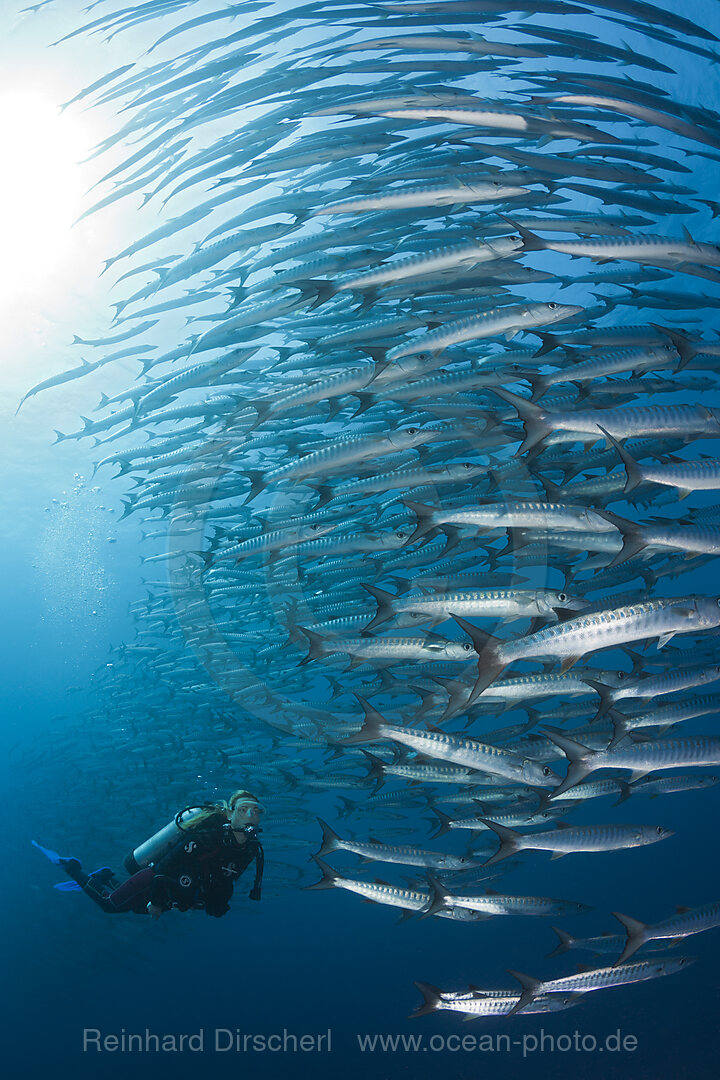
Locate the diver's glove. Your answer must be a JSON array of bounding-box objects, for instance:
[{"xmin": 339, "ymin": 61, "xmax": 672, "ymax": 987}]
[{"xmin": 146, "ymin": 902, "xmax": 164, "ymax": 920}]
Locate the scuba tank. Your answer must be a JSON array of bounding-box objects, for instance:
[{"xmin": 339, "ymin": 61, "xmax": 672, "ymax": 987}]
[{"xmin": 124, "ymin": 807, "xmax": 212, "ymax": 874}]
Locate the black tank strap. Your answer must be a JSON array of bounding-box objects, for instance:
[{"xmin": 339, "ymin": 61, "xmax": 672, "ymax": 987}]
[{"xmin": 249, "ymin": 843, "xmax": 264, "ymax": 901}]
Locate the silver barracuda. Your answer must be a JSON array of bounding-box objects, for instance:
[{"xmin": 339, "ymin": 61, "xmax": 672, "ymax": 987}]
[
  {"xmin": 613, "ymin": 902, "xmax": 720, "ymax": 964},
  {"xmin": 544, "ymin": 728, "xmax": 720, "ymax": 796},
  {"xmin": 343, "ymin": 698, "xmax": 561, "ymax": 788},
  {"xmin": 314, "ymin": 819, "xmax": 482, "ymax": 870},
  {"xmin": 387, "ymin": 302, "xmax": 582, "ymax": 359},
  {"xmin": 453, "ymin": 597, "xmax": 720, "ymax": 701}
]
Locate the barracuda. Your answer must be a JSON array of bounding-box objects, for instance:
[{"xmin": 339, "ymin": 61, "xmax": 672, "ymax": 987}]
[
  {"xmin": 314, "ymin": 818, "xmax": 481, "ymax": 870},
  {"xmin": 545, "ymin": 727, "xmax": 720, "ymax": 795},
  {"xmin": 361, "ymin": 583, "xmax": 587, "ymax": 633},
  {"xmin": 455, "ymin": 596, "xmax": 720, "ymax": 701},
  {"xmin": 306, "ymin": 857, "xmax": 485, "ymax": 921},
  {"xmin": 505, "ymin": 956, "xmax": 694, "ymax": 1015},
  {"xmin": 343, "ymin": 698, "xmax": 561, "ymax": 787},
  {"xmin": 387, "ymin": 301, "xmax": 582, "ymax": 359},
  {"xmin": 614, "ymin": 902, "xmax": 720, "ymax": 964}
]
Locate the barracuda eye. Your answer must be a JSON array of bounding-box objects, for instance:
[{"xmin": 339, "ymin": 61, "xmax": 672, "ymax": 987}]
[
  {"xmin": 543, "ymin": 766, "xmax": 552, "ymax": 776},
  {"xmin": 396, "ymin": 531, "xmax": 407, "ymax": 539},
  {"xmin": 558, "ymin": 592, "xmax": 567, "ymax": 602},
  {"xmin": 617, "ymin": 671, "xmax": 626, "ymax": 680},
  {"xmin": 462, "ymin": 462, "xmax": 472, "ymax": 469},
  {"xmin": 656, "ymin": 826, "xmax": 664, "ymax": 834},
  {"xmin": 463, "ymin": 643, "xmax": 472, "ymax": 651},
  {"xmin": 406, "ymin": 427, "xmax": 419, "ymax": 435},
  {"xmin": 547, "ymin": 302, "xmax": 557, "ymax": 309}
]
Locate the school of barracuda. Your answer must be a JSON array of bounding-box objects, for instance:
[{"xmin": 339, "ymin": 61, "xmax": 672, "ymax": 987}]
[{"xmin": 19, "ymin": 0, "xmax": 720, "ymax": 1017}]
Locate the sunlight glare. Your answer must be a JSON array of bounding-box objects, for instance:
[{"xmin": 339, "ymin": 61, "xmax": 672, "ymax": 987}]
[{"xmin": 0, "ymin": 89, "xmax": 90, "ymax": 314}]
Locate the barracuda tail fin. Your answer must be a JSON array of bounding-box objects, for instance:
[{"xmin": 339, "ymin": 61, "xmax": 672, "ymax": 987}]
[
  {"xmin": 650, "ymin": 323, "xmax": 696, "ymax": 370},
  {"xmin": 429, "ymin": 807, "xmax": 454, "ymax": 840},
  {"xmin": 410, "ymin": 982, "xmax": 443, "ymax": 1018},
  {"xmin": 419, "ymin": 872, "xmax": 452, "ymax": 920},
  {"xmin": 361, "ymin": 583, "xmax": 397, "ymax": 633},
  {"xmin": 591, "ymin": 508, "xmax": 647, "ymax": 566},
  {"xmin": 533, "ymin": 331, "xmax": 562, "ymax": 357},
  {"xmin": 612, "ymin": 911, "xmax": 649, "ymax": 965},
  {"xmin": 402, "ymin": 500, "xmax": 438, "ymax": 544},
  {"xmin": 479, "ymin": 818, "xmax": 522, "ymax": 867},
  {"xmin": 359, "ymin": 749, "xmax": 386, "ymax": 793},
  {"xmin": 608, "ymin": 710, "xmax": 634, "ymax": 749},
  {"xmin": 506, "ymin": 970, "xmax": 542, "ymax": 1015},
  {"xmin": 598, "ymin": 426, "xmax": 643, "ymax": 495},
  {"xmin": 341, "ymin": 696, "xmax": 387, "ymax": 745},
  {"xmin": 305, "ymin": 856, "xmax": 342, "ymax": 890},
  {"xmin": 297, "ymin": 626, "xmax": 327, "ymax": 665},
  {"xmin": 546, "ymin": 926, "xmax": 576, "ymax": 958},
  {"xmin": 501, "ymin": 216, "xmax": 547, "ymax": 254},
  {"xmin": 541, "ymin": 726, "xmax": 594, "ymax": 797},
  {"xmin": 491, "ymin": 387, "xmax": 550, "ymax": 455},
  {"xmin": 450, "ymin": 615, "xmax": 507, "ymax": 702},
  {"xmin": 582, "ymin": 677, "xmax": 617, "ymax": 722},
  {"xmin": 315, "ymin": 818, "xmax": 342, "ymax": 859}
]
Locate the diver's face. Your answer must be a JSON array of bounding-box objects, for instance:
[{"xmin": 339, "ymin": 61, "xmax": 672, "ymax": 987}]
[{"xmin": 230, "ymin": 801, "xmax": 263, "ymax": 830}]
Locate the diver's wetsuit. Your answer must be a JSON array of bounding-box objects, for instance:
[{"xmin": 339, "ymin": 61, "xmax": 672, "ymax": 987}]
[{"xmin": 66, "ymin": 813, "xmax": 263, "ymax": 917}]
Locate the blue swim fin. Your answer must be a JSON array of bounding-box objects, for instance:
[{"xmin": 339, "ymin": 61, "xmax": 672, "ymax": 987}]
[
  {"xmin": 54, "ymin": 881, "xmax": 83, "ymax": 891},
  {"xmin": 32, "ymin": 840, "xmax": 66, "ymax": 865}
]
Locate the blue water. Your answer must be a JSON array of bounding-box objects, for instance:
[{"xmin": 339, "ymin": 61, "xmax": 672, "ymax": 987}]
[{"xmin": 3, "ymin": 1, "xmax": 720, "ymax": 1077}]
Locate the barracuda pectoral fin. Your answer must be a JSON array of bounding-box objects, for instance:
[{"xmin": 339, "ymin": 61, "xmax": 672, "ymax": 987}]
[
  {"xmin": 550, "ymin": 851, "xmax": 568, "ymax": 860},
  {"xmin": 656, "ymin": 631, "xmax": 676, "ymax": 649},
  {"xmin": 559, "ymin": 655, "xmax": 582, "ymax": 673}
]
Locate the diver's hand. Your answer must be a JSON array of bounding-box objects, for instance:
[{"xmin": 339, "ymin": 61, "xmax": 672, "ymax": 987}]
[{"xmin": 146, "ymin": 902, "xmax": 164, "ymax": 920}]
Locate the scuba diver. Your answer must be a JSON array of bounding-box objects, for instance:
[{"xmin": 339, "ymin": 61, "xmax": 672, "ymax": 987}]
[{"xmin": 33, "ymin": 790, "xmax": 264, "ymax": 918}]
